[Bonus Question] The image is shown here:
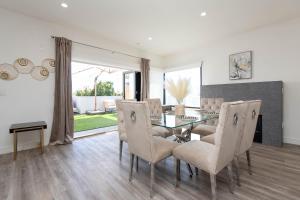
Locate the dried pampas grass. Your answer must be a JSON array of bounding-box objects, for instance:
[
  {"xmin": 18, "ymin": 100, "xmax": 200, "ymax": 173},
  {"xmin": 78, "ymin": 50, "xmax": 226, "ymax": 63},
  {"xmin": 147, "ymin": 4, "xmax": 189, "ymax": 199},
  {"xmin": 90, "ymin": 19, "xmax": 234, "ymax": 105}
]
[{"xmin": 165, "ymin": 78, "xmax": 190, "ymax": 104}]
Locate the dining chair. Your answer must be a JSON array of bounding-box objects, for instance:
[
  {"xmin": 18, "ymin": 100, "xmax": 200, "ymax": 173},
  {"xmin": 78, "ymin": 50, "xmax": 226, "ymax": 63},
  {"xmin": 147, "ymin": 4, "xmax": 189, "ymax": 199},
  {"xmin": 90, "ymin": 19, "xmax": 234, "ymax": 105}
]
[
  {"xmin": 192, "ymin": 98, "xmax": 223, "ymax": 137},
  {"xmin": 116, "ymin": 99, "xmax": 134, "ymax": 161},
  {"xmin": 201, "ymin": 100, "xmax": 262, "ymax": 186},
  {"xmin": 116, "ymin": 99, "xmax": 175, "ymax": 162},
  {"xmin": 119, "ymin": 101, "xmax": 178, "ymax": 198},
  {"xmin": 173, "ymin": 101, "xmax": 248, "ymax": 200},
  {"xmin": 145, "ymin": 98, "xmax": 173, "ymax": 138}
]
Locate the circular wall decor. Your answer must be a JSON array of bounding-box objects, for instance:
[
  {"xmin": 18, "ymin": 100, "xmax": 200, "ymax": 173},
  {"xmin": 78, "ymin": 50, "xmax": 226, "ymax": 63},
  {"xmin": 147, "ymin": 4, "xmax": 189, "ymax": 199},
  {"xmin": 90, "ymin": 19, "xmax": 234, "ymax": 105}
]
[
  {"xmin": 42, "ymin": 58, "xmax": 55, "ymax": 73},
  {"xmin": 31, "ymin": 66, "xmax": 49, "ymax": 81},
  {"xmin": 13, "ymin": 58, "xmax": 34, "ymax": 74},
  {"xmin": 0, "ymin": 63, "xmax": 19, "ymax": 80}
]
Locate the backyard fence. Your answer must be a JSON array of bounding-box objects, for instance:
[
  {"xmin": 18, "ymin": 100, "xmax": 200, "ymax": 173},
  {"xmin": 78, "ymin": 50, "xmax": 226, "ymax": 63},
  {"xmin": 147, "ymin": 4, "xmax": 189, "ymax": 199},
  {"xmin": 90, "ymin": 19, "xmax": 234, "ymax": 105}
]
[{"xmin": 73, "ymin": 96, "xmax": 122, "ymax": 114}]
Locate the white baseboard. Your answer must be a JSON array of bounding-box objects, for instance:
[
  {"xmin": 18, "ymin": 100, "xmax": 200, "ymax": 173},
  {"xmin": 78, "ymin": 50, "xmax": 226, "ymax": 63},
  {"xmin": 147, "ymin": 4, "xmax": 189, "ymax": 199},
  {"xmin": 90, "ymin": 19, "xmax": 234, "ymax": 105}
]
[
  {"xmin": 0, "ymin": 141, "xmax": 46, "ymax": 155},
  {"xmin": 284, "ymin": 137, "xmax": 300, "ymax": 145}
]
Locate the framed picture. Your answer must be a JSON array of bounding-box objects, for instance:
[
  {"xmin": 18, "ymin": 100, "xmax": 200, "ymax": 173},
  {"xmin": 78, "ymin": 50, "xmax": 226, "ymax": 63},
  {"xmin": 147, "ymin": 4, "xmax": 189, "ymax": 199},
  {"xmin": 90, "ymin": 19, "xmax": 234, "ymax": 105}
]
[{"xmin": 229, "ymin": 51, "xmax": 252, "ymax": 80}]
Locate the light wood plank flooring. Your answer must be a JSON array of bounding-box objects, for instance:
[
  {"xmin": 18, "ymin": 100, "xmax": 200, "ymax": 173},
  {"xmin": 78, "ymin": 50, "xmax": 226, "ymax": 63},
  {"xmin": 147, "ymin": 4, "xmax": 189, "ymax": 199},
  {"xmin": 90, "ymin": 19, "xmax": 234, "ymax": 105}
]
[{"xmin": 0, "ymin": 132, "xmax": 300, "ymax": 200}]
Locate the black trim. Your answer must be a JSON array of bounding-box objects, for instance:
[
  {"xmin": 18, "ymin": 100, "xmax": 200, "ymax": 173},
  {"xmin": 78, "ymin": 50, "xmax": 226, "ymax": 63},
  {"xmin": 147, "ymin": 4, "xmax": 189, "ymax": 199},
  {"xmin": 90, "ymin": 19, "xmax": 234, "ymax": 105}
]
[
  {"xmin": 163, "ymin": 73, "xmax": 166, "ymax": 105},
  {"xmin": 123, "ymin": 71, "xmax": 141, "ymax": 101}
]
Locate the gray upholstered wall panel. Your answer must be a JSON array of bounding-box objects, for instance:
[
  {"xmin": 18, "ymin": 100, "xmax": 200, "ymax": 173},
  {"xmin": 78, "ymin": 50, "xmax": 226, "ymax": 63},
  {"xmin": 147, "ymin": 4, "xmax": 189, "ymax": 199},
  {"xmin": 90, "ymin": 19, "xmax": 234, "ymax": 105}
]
[{"xmin": 201, "ymin": 81, "xmax": 283, "ymax": 146}]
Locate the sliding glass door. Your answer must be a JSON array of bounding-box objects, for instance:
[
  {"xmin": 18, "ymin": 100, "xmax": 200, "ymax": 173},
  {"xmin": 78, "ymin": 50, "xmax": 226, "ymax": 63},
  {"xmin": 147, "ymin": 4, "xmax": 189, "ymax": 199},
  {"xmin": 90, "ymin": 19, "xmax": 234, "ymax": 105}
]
[{"xmin": 123, "ymin": 71, "xmax": 141, "ymax": 101}]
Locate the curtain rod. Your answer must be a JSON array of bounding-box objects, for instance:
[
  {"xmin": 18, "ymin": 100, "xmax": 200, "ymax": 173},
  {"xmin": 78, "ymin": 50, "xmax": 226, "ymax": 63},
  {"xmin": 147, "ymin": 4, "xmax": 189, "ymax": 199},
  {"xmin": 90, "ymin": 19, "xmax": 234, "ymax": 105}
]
[{"xmin": 51, "ymin": 36, "xmax": 141, "ymax": 59}]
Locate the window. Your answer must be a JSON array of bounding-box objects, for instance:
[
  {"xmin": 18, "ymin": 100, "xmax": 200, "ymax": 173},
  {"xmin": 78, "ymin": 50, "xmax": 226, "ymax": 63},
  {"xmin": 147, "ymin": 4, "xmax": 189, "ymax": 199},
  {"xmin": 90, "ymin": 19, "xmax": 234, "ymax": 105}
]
[{"xmin": 164, "ymin": 67, "xmax": 201, "ymax": 107}]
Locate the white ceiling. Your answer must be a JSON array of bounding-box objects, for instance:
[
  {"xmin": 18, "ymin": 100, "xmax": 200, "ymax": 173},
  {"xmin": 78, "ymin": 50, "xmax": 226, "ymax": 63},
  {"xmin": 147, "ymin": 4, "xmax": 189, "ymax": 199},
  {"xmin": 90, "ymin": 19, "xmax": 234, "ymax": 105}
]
[{"xmin": 1, "ymin": 0, "xmax": 300, "ymax": 56}]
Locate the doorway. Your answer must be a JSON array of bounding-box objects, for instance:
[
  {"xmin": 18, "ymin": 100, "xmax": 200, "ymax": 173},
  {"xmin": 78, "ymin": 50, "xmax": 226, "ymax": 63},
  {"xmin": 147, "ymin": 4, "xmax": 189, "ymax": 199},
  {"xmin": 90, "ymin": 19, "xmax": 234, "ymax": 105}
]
[{"xmin": 72, "ymin": 62, "xmax": 127, "ymax": 137}]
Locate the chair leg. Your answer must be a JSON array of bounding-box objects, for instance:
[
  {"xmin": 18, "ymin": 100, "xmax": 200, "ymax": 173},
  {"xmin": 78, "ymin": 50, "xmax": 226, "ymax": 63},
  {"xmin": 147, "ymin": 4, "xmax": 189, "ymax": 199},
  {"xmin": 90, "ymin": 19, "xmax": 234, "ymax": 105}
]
[
  {"xmin": 174, "ymin": 158, "xmax": 177, "ymax": 187},
  {"xmin": 233, "ymin": 156, "xmax": 241, "ymax": 186},
  {"xmin": 136, "ymin": 156, "xmax": 139, "ymax": 172},
  {"xmin": 246, "ymin": 150, "xmax": 252, "ymax": 175},
  {"xmin": 40, "ymin": 128, "xmax": 44, "ymax": 154},
  {"xmin": 195, "ymin": 167, "xmax": 199, "ymax": 175},
  {"xmin": 186, "ymin": 163, "xmax": 193, "ymax": 178},
  {"xmin": 119, "ymin": 140, "xmax": 123, "ymax": 161},
  {"xmin": 13, "ymin": 131, "xmax": 18, "ymax": 160},
  {"xmin": 227, "ymin": 162, "xmax": 234, "ymax": 194},
  {"xmin": 210, "ymin": 174, "xmax": 217, "ymax": 200},
  {"xmin": 175, "ymin": 158, "xmax": 181, "ymax": 187},
  {"xmin": 129, "ymin": 154, "xmax": 134, "ymax": 182},
  {"xmin": 150, "ymin": 163, "xmax": 155, "ymax": 198}
]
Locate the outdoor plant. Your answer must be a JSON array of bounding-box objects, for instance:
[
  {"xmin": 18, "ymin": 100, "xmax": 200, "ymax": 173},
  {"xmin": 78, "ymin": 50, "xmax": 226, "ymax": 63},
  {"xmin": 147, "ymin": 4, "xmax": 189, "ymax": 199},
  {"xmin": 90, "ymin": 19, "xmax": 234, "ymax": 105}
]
[
  {"xmin": 95, "ymin": 81, "xmax": 116, "ymax": 96},
  {"xmin": 75, "ymin": 81, "xmax": 117, "ymax": 96},
  {"xmin": 165, "ymin": 78, "xmax": 191, "ymax": 104},
  {"xmin": 75, "ymin": 87, "xmax": 94, "ymax": 96}
]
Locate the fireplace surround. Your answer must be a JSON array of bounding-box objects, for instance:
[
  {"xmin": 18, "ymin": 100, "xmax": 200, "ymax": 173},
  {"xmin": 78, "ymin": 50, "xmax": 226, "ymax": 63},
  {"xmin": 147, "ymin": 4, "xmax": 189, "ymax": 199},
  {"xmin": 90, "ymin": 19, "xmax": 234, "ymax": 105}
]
[{"xmin": 201, "ymin": 81, "xmax": 283, "ymax": 146}]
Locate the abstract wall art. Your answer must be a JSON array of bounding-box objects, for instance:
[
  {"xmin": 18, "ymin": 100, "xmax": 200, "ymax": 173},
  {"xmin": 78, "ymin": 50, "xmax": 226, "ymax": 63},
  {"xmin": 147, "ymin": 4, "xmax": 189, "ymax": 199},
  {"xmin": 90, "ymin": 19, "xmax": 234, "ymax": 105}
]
[{"xmin": 229, "ymin": 51, "xmax": 252, "ymax": 80}]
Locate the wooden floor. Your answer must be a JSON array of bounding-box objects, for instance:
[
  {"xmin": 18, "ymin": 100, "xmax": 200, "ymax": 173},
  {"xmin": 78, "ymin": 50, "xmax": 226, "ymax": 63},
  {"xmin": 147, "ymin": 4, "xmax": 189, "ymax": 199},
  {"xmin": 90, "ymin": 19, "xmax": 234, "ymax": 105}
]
[{"xmin": 1, "ymin": 132, "xmax": 300, "ymax": 200}]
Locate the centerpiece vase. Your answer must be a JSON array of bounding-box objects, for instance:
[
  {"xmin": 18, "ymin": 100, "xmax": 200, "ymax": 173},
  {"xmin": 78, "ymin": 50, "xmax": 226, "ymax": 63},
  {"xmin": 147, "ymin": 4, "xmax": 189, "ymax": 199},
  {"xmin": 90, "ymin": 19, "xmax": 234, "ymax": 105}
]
[{"xmin": 175, "ymin": 104, "xmax": 185, "ymax": 116}]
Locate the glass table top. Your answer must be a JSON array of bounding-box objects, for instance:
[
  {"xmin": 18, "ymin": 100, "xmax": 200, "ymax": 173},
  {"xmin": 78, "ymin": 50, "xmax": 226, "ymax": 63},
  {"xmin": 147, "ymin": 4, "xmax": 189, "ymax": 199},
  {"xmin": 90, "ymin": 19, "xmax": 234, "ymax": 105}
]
[{"xmin": 151, "ymin": 109, "xmax": 219, "ymax": 129}]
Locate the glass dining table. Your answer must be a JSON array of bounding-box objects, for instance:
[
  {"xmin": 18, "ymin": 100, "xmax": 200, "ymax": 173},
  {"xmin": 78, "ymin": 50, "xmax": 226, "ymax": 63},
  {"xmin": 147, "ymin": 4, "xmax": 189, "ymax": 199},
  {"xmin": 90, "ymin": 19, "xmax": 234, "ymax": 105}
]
[
  {"xmin": 151, "ymin": 109, "xmax": 219, "ymax": 142},
  {"xmin": 151, "ymin": 109, "xmax": 219, "ymax": 177}
]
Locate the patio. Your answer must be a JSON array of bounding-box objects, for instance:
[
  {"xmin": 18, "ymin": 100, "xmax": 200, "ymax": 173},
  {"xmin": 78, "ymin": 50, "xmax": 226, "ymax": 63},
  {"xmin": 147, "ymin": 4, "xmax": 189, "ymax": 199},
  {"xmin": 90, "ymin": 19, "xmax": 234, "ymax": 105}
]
[{"xmin": 72, "ymin": 62, "xmax": 126, "ymax": 137}]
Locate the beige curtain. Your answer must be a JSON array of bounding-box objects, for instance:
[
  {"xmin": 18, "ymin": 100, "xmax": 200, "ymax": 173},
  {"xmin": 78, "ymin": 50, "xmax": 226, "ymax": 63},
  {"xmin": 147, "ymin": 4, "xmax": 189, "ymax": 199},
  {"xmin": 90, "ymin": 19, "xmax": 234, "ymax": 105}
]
[
  {"xmin": 50, "ymin": 37, "xmax": 74, "ymax": 144},
  {"xmin": 140, "ymin": 58, "xmax": 150, "ymax": 100}
]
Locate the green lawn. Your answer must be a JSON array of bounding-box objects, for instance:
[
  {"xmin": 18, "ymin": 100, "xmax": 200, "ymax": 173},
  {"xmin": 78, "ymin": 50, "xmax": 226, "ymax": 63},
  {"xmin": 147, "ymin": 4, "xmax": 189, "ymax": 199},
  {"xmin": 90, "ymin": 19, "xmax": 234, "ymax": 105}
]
[{"xmin": 74, "ymin": 113, "xmax": 117, "ymax": 132}]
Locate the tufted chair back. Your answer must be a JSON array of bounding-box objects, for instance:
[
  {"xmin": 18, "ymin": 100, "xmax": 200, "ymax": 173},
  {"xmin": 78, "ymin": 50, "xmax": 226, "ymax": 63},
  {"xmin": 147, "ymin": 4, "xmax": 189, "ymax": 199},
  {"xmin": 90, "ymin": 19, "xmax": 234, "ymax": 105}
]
[
  {"xmin": 210, "ymin": 101, "xmax": 248, "ymax": 174},
  {"xmin": 115, "ymin": 99, "xmax": 127, "ymax": 140},
  {"xmin": 115, "ymin": 99, "xmax": 136, "ymax": 140},
  {"xmin": 145, "ymin": 98, "xmax": 163, "ymax": 117},
  {"xmin": 236, "ymin": 100, "xmax": 262, "ymax": 155},
  {"xmin": 200, "ymin": 98, "xmax": 224, "ymax": 126},
  {"xmin": 119, "ymin": 101, "xmax": 154, "ymax": 162},
  {"xmin": 200, "ymin": 98, "xmax": 224, "ymax": 113}
]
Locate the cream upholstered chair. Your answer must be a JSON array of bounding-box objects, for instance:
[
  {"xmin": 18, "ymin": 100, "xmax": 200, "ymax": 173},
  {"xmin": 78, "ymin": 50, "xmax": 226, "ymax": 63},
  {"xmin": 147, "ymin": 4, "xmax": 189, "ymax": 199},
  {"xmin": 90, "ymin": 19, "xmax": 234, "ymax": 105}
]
[
  {"xmin": 116, "ymin": 99, "xmax": 134, "ymax": 161},
  {"xmin": 145, "ymin": 98, "xmax": 173, "ymax": 138},
  {"xmin": 146, "ymin": 98, "xmax": 163, "ymax": 116},
  {"xmin": 192, "ymin": 98, "xmax": 224, "ymax": 137},
  {"xmin": 116, "ymin": 99, "xmax": 174, "ymax": 161},
  {"xmin": 116, "ymin": 99, "xmax": 142, "ymax": 163},
  {"xmin": 119, "ymin": 101, "xmax": 178, "ymax": 198},
  {"xmin": 200, "ymin": 98, "xmax": 224, "ymax": 113},
  {"xmin": 173, "ymin": 101, "xmax": 248, "ymax": 200},
  {"xmin": 202, "ymin": 100, "xmax": 262, "ymax": 186}
]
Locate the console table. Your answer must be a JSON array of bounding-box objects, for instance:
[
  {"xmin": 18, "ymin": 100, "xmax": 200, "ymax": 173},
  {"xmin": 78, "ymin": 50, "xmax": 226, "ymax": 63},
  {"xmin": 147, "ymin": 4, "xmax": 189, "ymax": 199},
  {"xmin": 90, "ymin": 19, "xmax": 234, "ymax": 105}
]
[{"xmin": 9, "ymin": 121, "xmax": 47, "ymax": 160}]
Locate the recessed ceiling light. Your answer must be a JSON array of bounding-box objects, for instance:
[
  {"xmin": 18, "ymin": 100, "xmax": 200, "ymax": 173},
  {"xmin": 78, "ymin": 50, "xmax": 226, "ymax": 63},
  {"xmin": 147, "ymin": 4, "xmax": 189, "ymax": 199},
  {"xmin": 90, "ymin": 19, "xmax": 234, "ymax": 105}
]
[
  {"xmin": 200, "ymin": 12, "xmax": 207, "ymax": 17},
  {"xmin": 148, "ymin": 37, "xmax": 153, "ymax": 41},
  {"xmin": 61, "ymin": 2, "xmax": 68, "ymax": 8}
]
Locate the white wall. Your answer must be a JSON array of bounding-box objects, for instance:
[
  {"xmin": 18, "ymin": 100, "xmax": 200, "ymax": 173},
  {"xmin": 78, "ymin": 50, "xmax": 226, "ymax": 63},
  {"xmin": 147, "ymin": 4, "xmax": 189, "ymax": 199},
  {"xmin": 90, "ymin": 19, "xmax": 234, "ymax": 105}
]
[
  {"xmin": 149, "ymin": 67, "xmax": 164, "ymax": 102},
  {"xmin": 165, "ymin": 18, "xmax": 300, "ymax": 145},
  {"xmin": 0, "ymin": 8, "xmax": 164, "ymax": 154}
]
